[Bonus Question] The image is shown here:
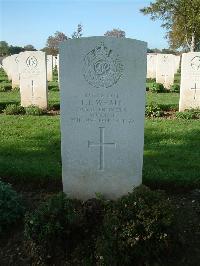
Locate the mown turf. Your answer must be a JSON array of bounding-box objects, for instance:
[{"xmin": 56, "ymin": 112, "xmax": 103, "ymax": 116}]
[
  {"xmin": 0, "ymin": 115, "xmax": 61, "ymax": 182},
  {"xmin": 0, "ymin": 114, "xmax": 199, "ymax": 187},
  {"xmin": 143, "ymin": 119, "xmax": 200, "ymax": 187},
  {"xmin": 0, "ymin": 68, "xmax": 199, "ymax": 188}
]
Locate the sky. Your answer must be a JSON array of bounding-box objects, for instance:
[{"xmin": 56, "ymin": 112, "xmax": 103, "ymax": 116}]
[{"xmin": 0, "ymin": 0, "xmax": 168, "ymax": 50}]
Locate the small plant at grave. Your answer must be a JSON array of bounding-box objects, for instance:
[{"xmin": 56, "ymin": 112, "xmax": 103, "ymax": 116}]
[
  {"xmin": 146, "ymin": 78, "xmax": 156, "ymax": 83},
  {"xmin": 149, "ymin": 82, "xmax": 166, "ymax": 93},
  {"xmin": 0, "ymin": 82, "xmax": 12, "ymax": 92},
  {"xmin": 176, "ymin": 109, "xmax": 200, "ymax": 120},
  {"xmin": 0, "ymin": 179, "xmax": 25, "ymax": 234},
  {"xmin": 95, "ymin": 186, "xmax": 176, "ymax": 266},
  {"xmin": 24, "ymin": 193, "xmax": 86, "ymax": 263},
  {"xmin": 3, "ymin": 104, "xmax": 25, "ymax": 115},
  {"xmin": 25, "ymin": 105, "xmax": 45, "ymax": 116},
  {"xmin": 12, "ymin": 86, "xmax": 20, "ymax": 92},
  {"xmin": 170, "ymin": 84, "xmax": 180, "ymax": 93},
  {"xmin": 145, "ymin": 103, "xmax": 164, "ymax": 118}
]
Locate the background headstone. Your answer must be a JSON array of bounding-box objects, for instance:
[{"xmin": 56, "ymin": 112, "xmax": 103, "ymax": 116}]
[
  {"xmin": 175, "ymin": 55, "xmax": 181, "ymax": 73},
  {"xmin": 2, "ymin": 56, "xmax": 12, "ymax": 80},
  {"xmin": 147, "ymin": 53, "xmax": 157, "ymax": 79},
  {"xmin": 179, "ymin": 52, "xmax": 200, "ymax": 111},
  {"xmin": 156, "ymin": 53, "xmax": 175, "ymax": 89},
  {"xmin": 60, "ymin": 37, "xmax": 147, "ymax": 200},
  {"xmin": 10, "ymin": 54, "xmax": 20, "ymax": 88},
  {"xmin": 47, "ymin": 55, "xmax": 53, "ymax": 81},
  {"xmin": 18, "ymin": 51, "xmax": 48, "ymax": 109}
]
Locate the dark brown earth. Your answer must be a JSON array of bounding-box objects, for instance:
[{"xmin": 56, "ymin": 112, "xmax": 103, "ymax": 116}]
[{"xmin": 0, "ymin": 179, "xmax": 200, "ymax": 266}]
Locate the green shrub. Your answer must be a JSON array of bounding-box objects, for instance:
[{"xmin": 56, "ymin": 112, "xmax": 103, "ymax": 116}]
[
  {"xmin": 176, "ymin": 109, "xmax": 200, "ymax": 119},
  {"xmin": 3, "ymin": 104, "xmax": 25, "ymax": 115},
  {"xmin": 145, "ymin": 103, "xmax": 164, "ymax": 117},
  {"xmin": 12, "ymin": 86, "xmax": 20, "ymax": 91},
  {"xmin": 25, "ymin": 105, "xmax": 45, "ymax": 116},
  {"xmin": 95, "ymin": 186, "xmax": 175, "ymax": 266},
  {"xmin": 24, "ymin": 193, "xmax": 86, "ymax": 262},
  {"xmin": 0, "ymin": 179, "xmax": 24, "ymax": 234},
  {"xmin": 149, "ymin": 82, "xmax": 165, "ymax": 93},
  {"xmin": 146, "ymin": 78, "xmax": 156, "ymax": 83},
  {"xmin": 0, "ymin": 82, "xmax": 12, "ymax": 92},
  {"xmin": 170, "ymin": 84, "xmax": 180, "ymax": 93}
]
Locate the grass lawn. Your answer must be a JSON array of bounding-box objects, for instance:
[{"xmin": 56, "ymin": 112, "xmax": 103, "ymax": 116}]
[
  {"xmin": 146, "ymin": 92, "xmax": 179, "ymax": 107},
  {"xmin": 0, "ymin": 112, "xmax": 199, "ymax": 188},
  {"xmin": 0, "ymin": 90, "xmax": 60, "ymax": 109},
  {"xmin": 0, "ymin": 68, "xmax": 199, "ymax": 188}
]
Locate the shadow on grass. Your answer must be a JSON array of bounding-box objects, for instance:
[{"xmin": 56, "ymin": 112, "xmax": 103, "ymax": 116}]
[
  {"xmin": 143, "ymin": 124, "xmax": 200, "ymax": 191},
  {"xmin": 0, "ymin": 131, "xmax": 62, "ymax": 191}
]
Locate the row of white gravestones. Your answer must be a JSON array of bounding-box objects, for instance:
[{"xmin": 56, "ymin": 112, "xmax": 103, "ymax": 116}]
[
  {"xmin": 147, "ymin": 53, "xmax": 181, "ymax": 89},
  {"xmin": 60, "ymin": 37, "xmax": 147, "ymax": 200},
  {"xmin": 18, "ymin": 51, "xmax": 48, "ymax": 109},
  {"xmin": 179, "ymin": 52, "xmax": 200, "ymax": 111},
  {"xmin": 2, "ymin": 52, "xmax": 49, "ymax": 109}
]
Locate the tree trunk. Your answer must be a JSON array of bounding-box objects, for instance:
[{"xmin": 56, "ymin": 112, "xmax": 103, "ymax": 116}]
[{"xmin": 190, "ymin": 33, "xmax": 195, "ymax": 52}]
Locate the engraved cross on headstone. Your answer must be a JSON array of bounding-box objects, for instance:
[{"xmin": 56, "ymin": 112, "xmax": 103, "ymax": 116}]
[
  {"xmin": 31, "ymin": 80, "xmax": 34, "ymax": 102},
  {"xmin": 88, "ymin": 127, "xmax": 116, "ymax": 170},
  {"xmin": 191, "ymin": 83, "xmax": 200, "ymax": 100},
  {"xmin": 162, "ymin": 73, "xmax": 168, "ymax": 84}
]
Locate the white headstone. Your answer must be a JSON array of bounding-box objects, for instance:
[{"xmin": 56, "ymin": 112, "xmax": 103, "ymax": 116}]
[
  {"xmin": 147, "ymin": 53, "xmax": 157, "ymax": 79},
  {"xmin": 156, "ymin": 54, "xmax": 175, "ymax": 89},
  {"xmin": 47, "ymin": 55, "xmax": 53, "ymax": 81},
  {"xmin": 179, "ymin": 52, "xmax": 200, "ymax": 111},
  {"xmin": 18, "ymin": 51, "xmax": 48, "ymax": 109},
  {"xmin": 56, "ymin": 54, "xmax": 59, "ymax": 81},
  {"xmin": 2, "ymin": 56, "xmax": 12, "ymax": 80},
  {"xmin": 53, "ymin": 55, "xmax": 57, "ymax": 69},
  {"xmin": 175, "ymin": 55, "xmax": 181, "ymax": 73},
  {"xmin": 60, "ymin": 37, "xmax": 147, "ymax": 200},
  {"xmin": 10, "ymin": 54, "xmax": 20, "ymax": 88}
]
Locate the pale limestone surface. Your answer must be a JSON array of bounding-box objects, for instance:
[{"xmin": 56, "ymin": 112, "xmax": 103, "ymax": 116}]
[
  {"xmin": 2, "ymin": 56, "xmax": 12, "ymax": 80},
  {"xmin": 60, "ymin": 37, "xmax": 147, "ymax": 200},
  {"xmin": 179, "ymin": 52, "xmax": 200, "ymax": 111},
  {"xmin": 47, "ymin": 55, "xmax": 53, "ymax": 81},
  {"xmin": 147, "ymin": 53, "xmax": 157, "ymax": 79},
  {"xmin": 10, "ymin": 54, "xmax": 20, "ymax": 88},
  {"xmin": 175, "ymin": 55, "xmax": 181, "ymax": 73},
  {"xmin": 156, "ymin": 54, "xmax": 175, "ymax": 89},
  {"xmin": 56, "ymin": 54, "xmax": 60, "ymax": 81},
  {"xmin": 18, "ymin": 51, "xmax": 48, "ymax": 109}
]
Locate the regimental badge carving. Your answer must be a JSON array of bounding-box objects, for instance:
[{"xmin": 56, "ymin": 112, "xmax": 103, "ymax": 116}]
[
  {"xmin": 26, "ymin": 56, "xmax": 38, "ymax": 68},
  {"xmin": 163, "ymin": 55, "xmax": 168, "ymax": 62},
  {"xmin": 83, "ymin": 42, "xmax": 124, "ymax": 88},
  {"xmin": 15, "ymin": 56, "xmax": 19, "ymax": 64},
  {"xmin": 191, "ymin": 56, "xmax": 200, "ymax": 71}
]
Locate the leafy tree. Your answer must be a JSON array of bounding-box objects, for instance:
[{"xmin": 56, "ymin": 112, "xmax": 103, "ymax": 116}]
[
  {"xmin": 0, "ymin": 41, "xmax": 9, "ymax": 56},
  {"xmin": 46, "ymin": 31, "xmax": 68, "ymax": 55},
  {"xmin": 71, "ymin": 23, "xmax": 83, "ymax": 39},
  {"xmin": 140, "ymin": 0, "xmax": 200, "ymax": 51},
  {"xmin": 8, "ymin": 45, "xmax": 24, "ymax": 55},
  {"xmin": 104, "ymin": 28, "xmax": 126, "ymax": 38},
  {"xmin": 24, "ymin": 44, "xmax": 36, "ymax": 51}
]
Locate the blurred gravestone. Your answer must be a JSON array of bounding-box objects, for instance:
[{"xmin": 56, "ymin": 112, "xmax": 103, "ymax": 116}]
[
  {"xmin": 18, "ymin": 51, "xmax": 48, "ymax": 109},
  {"xmin": 156, "ymin": 54, "xmax": 175, "ymax": 89},
  {"xmin": 179, "ymin": 52, "xmax": 200, "ymax": 111}
]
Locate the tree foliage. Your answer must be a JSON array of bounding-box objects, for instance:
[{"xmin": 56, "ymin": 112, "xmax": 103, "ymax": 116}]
[
  {"xmin": 23, "ymin": 44, "xmax": 36, "ymax": 51},
  {"xmin": 140, "ymin": 0, "xmax": 200, "ymax": 51},
  {"xmin": 0, "ymin": 41, "xmax": 9, "ymax": 56},
  {"xmin": 104, "ymin": 28, "xmax": 126, "ymax": 38},
  {"xmin": 46, "ymin": 31, "xmax": 68, "ymax": 55},
  {"xmin": 71, "ymin": 23, "xmax": 83, "ymax": 39}
]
